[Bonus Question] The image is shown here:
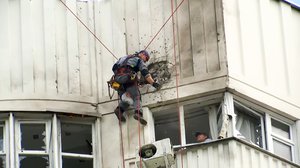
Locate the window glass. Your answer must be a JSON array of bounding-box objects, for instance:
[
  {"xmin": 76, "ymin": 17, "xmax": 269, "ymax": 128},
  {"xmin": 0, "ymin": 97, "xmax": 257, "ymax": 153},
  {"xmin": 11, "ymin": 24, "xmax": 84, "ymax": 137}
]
[
  {"xmin": 62, "ymin": 157, "xmax": 93, "ymax": 168},
  {"xmin": 273, "ymin": 139, "xmax": 292, "ymax": 161},
  {"xmin": 184, "ymin": 105, "xmax": 210, "ymax": 144},
  {"xmin": 154, "ymin": 110, "xmax": 180, "ymax": 146},
  {"xmin": 271, "ymin": 119, "xmax": 290, "ymax": 139},
  {"xmin": 20, "ymin": 124, "xmax": 46, "ymax": 151},
  {"xmin": 0, "ymin": 126, "xmax": 3, "ymax": 151},
  {"xmin": 61, "ymin": 123, "xmax": 92, "ymax": 155},
  {"xmin": 19, "ymin": 156, "xmax": 49, "ymax": 168},
  {"xmin": 235, "ymin": 106, "xmax": 263, "ymax": 147},
  {"xmin": 0, "ymin": 156, "xmax": 5, "ymax": 168}
]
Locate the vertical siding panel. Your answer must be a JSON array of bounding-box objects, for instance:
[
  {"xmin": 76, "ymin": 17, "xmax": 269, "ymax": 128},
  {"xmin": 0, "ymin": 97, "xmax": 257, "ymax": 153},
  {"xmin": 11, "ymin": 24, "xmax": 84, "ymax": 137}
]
[
  {"xmin": 258, "ymin": 0, "xmax": 269, "ymax": 86},
  {"xmin": 10, "ymin": 0, "xmax": 23, "ymax": 93},
  {"xmin": 77, "ymin": 2, "xmax": 92, "ymax": 96},
  {"xmin": 94, "ymin": 3, "xmax": 103, "ymax": 97},
  {"xmin": 223, "ymin": 0, "xmax": 245, "ymax": 76},
  {"xmin": 215, "ymin": 0, "xmax": 226, "ymax": 71},
  {"xmin": 189, "ymin": 0, "xmax": 207, "ymax": 74},
  {"xmin": 137, "ymin": 0, "xmax": 150, "ymax": 50},
  {"xmin": 111, "ymin": 0, "xmax": 126, "ymax": 57},
  {"xmin": 0, "ymin": 0, "xmax": 11, "ymax": 93},
  {"xmin": 280, "ymin": 3, "xmax": 293, "ymax": 96},
  {"xmin": 55, "ymin": 0, "xmax": 68, "ymax": 94},
  {"xmin": 66, "ymin": 0, "xmax": 80, "ymax": 94},
  {"xmin": 208, "ymin": 146, "xmax": 216, "ymax": 167},
  {"xmin": 289, "ymin": 9, "xmax": 300, "ymax": 102},
  {"xmin": 32, "ymin": 0, "xmax": 46, "ymax": 93},
  {"xmin": 197, "ymin": 148, "xmax": 208, "ymax": 168},
  {"xmin": 187, "ymin": 150, "xmax": 196, "ymax": 168},
  {"xmin": 264, "ymin": 1, "xmax": 286, "ymax": 94},
  {"xmin": 162, "ymin": 0, "xmax": 174, "ymax": 62},
  {"xmin": 125, "ymin": 0, "xmax": 139, "ymax": 53},
  {"xmin": 97, "ymin": 0, "xmax": 115, "ymax": 96},
  {"xmin": 87, "ymin": 2, "xmax": 96, "ymax": 97},
  {"xmin": 237, "ymin": 0, "xmax": 265, "ymax": 85},
  {"xmin": 176, "ymin": 0, "xmax": 193, "ymax": 78},
  {"xmin": 203, "ymin": 0, "xmax": 220, "ymax": 72},
  {"xmin": 148, "ymin": 0, "xmax": 165, "ymax": 58},
  {"xmin": 44, "ymin": 0, "xmax": 57, "ymax": 93},
  {"xmin": 20, "ymin": 0, "xmax": 34, "ymax": 93}
]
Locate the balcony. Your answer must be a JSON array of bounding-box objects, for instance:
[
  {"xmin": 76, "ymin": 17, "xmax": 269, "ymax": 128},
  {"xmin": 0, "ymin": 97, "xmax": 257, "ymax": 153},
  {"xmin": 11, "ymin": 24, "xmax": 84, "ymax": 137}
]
[{"xmin": 175, "ymin": 137, "xmax": 300, "ymax": 168}]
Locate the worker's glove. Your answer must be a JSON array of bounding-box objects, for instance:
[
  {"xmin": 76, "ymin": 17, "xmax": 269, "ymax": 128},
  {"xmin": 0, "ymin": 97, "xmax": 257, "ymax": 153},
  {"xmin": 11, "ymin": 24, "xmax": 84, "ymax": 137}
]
[{"xmin": 152, "ymin": 82, "xmax": 161, "ymax": 90}]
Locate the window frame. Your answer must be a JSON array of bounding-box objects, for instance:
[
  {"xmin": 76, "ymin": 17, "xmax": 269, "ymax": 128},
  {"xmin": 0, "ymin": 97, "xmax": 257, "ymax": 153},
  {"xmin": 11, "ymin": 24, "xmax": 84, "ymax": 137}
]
[
  {"xmin": 233, "ymin": 101, "xmax": 266, "ymax": 148},
  {"xmin": 58, "ymin": 119, "xmax": 96, "ymax": 168},
  {"xmin": 265, "ymin": 113, "xmax": 295, "ymax": 161},
  {"xmin": 0, "ymin": 120, "xmax": 8, "ymax": 168},
  {"xmin": 153, "ymin": 100, "xmax": 221, "ymax": 148},
  {"xmin": 15, "ymin": 119, "xmax": 52, "ymax": 168}
]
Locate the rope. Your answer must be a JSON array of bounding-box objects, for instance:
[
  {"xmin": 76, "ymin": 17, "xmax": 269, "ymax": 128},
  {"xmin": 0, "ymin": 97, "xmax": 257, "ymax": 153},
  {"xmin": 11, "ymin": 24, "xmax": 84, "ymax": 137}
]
[
  {"xmin": 59, "ymin": 0, "xmax": 118, "ymax": 60},
  {"xmin": 170, "ymin": 0, "xmax": 184, "ymax": 167},
  {"xmin": 144, "ymin": 0, "xmax": 186, "ymax": 50},
  {"xmin": 117, "ymin": 98, "xmax": 126, "ymax": 168},
  {"xmin": 136, "ymin": 83, "xmax": 143, "ymax": 168}
]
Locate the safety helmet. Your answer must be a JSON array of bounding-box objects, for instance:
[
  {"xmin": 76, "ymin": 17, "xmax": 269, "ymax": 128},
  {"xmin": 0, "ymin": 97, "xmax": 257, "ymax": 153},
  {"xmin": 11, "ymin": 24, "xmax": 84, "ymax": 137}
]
[{"xmin": 138, "ymin": 50, "xmax": 150, "ymax": 61}]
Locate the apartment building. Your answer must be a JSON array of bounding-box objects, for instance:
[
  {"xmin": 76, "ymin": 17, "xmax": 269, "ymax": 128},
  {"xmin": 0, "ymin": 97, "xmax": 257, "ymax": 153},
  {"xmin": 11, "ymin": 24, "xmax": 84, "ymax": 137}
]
[{"xmin": 0, "ymin": 0, "xmax": 299, "ymax": 167}]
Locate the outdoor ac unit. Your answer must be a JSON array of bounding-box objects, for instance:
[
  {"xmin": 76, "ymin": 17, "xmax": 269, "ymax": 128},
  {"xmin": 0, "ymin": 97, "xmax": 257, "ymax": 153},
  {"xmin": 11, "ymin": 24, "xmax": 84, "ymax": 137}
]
[{"xmin": 136, "ymin": 138, "xmax": 175, "ymax": 168}]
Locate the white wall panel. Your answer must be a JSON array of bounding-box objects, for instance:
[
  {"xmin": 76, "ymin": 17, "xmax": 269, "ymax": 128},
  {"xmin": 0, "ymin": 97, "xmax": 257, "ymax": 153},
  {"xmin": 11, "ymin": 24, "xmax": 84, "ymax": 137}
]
[
  {"xmin": 175, "ymin": 139, "xmax": 299, "ymax": 168},
  {"xmin": 224, "ymin": 0, "xmax": 300, "ymax": 117}
]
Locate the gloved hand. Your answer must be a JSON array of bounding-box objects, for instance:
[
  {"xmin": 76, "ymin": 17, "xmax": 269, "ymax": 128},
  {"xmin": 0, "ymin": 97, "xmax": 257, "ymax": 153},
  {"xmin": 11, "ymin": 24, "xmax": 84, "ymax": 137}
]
[{"xmin": 152, "ymin": 82, "xmax": 161, "ymax": 90}]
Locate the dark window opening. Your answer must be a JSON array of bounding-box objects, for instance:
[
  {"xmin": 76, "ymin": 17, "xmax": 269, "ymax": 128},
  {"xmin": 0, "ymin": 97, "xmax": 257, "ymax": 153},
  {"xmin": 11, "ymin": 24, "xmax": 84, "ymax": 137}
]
[
  {"xmin": 19, "ymin": 156, "xmax": 49, "ymax": 168},
  {"xmin": 61, "ymin": 123, "xmax": 92, "ymax": 155},
  {"xmin": 62, "ymin": 157, "xmax": 93, "ymax": 168},
  {"xmin": 21, "ymin": 124, "xmax": 46, "ymax": 151}
]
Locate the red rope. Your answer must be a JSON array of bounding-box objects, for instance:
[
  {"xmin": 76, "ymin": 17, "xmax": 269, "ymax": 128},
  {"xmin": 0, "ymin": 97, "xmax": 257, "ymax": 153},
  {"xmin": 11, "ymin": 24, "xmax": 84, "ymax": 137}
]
[
  {"xmin": 144, "ymin": 0, "xmax": 186, "ymax": 50},
  {"xmin": 117, "ymin": 98, "xmax": 126, "ymax": 168},
  {"xmin": 59, "ymin": 0, "xmax": 118, "ymax": 60},
  {"xmin": 170, "ymin": 0, "xmax": 184, "ymax": 167},
  {"xmin": 136, "ymin": 83, "xmax": 143, "ymax": 168}
]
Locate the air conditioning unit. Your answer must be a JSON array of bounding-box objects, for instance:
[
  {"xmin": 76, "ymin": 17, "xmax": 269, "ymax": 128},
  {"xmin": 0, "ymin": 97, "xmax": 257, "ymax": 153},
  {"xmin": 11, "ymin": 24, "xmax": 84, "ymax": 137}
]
[{"xmin": 136, "ymin": 138, "xmax": 175, "ymax": 168}]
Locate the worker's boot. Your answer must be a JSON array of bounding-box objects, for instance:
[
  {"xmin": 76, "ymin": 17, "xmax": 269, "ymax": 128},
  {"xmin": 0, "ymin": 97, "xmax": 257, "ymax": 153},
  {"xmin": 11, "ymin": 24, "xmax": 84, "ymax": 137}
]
[
  {"xmin": 134, "ymin": 110, "xmax": 147, "ymax": 125},
  {"xmin": 114, "ymin": 106, "xmax": 126, "ymax": 122}
]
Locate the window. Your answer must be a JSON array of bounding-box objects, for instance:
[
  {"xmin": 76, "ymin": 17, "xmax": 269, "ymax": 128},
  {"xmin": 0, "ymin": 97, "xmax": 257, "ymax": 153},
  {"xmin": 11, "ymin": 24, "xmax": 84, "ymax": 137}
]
[
  {"xmin": 234, "ymin": 102, "xmax": 265, "ymax": 148},
  {"xmin": 0, "ymin": 113, "xmax": 98, "ymax": 168},
  {"xmin": 0, "ymin": 124, "xmax": 5, "ymax": 168},
  {"xmin": 184, "ymin": 105, "xmax": 210, "ymax": 144},
  {"xmin": 60, "ymin": 123, "xmax": 94, "ymax": 168},
  {"xmin": 232, "ymin": 100, "xmax": 295, "ymax": 162},
  {"xmin": 269, "ymin": 118, "xmax": 294, "ymax": 161},
  {"xmin": 154, "ymin": 103, "xmax": 218, "ymax": 147},
  {"xmin": 16, "ymin": 121, "xmax": 50, "ymax": 168}
]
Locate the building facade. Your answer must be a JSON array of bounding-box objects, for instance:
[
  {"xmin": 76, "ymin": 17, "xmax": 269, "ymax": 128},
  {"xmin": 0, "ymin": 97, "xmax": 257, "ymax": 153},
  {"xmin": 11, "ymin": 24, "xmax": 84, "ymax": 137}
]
[{"xmin": 0, "ymin": 0, "xmax": 300, "ymax": 167}]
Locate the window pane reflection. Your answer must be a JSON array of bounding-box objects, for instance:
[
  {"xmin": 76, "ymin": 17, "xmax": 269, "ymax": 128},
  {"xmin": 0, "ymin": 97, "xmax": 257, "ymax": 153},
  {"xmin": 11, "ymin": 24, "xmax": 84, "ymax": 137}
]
[
  {"xmin": 154, "ymin": 110, "xmax": 180, "ymax": 146},
  {"xmin": 0, "ymin": 156, "xmax": 5, "ymax": 168},
  {"xmin": 19, "ymin": 156, "xmax": 49, "ymax": 168},
  {"xmin": 184, "ymin": 106, "xmax": 210, "ymax": 144},
  {"xmin": 271, "ymin": 119, "xmax": 290, "ymax": 139},
  {"xmin": 0, "ymin": 127, "xmax": 3, "ymax": 151},
  {"xmin": 273, "ymin": 139, "xmax": 292, "ymax": 161},
  {"xmin": 61, "ymin": 123, "xmax": 92, "ymax": 154},
  {"xmin": 235, "ymin": 107, "xmax": 263, "ymax": 147},
  {"xmin": 21, "ymin": 124, "xmax": 46, "ymax": 151},
  {"xmin": 62, "ymin": 157, "xmax": 93, "ymax": 168}
]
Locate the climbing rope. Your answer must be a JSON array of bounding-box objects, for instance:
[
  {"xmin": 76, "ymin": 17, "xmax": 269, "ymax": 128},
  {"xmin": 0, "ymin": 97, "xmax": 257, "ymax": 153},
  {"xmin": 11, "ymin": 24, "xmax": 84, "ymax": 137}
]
[
  {"xmin": 170, "ymin": 0, "xmax": 185, "ymax": 167},
  {"xmin": 59, "ymin": 0, "xmax": 118, "ymax": 60},
  {"xmin": 117, "ymin": 98, "xmax": 126, "ymax": 168}
]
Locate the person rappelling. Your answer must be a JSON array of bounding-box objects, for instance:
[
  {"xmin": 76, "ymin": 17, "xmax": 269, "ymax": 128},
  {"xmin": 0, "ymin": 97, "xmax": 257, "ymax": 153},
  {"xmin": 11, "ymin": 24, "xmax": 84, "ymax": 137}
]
[{"xmin": 110, "ymin": 50, "xmax": 161, "ymax": 125}]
